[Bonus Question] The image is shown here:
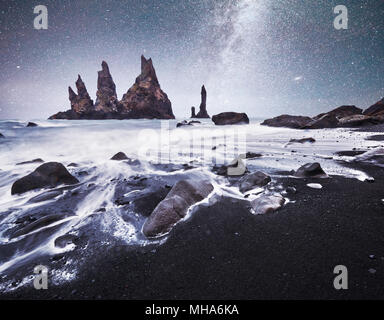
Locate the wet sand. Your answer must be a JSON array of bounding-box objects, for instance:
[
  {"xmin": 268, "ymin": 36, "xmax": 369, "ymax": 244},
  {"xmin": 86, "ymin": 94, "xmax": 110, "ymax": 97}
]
[{"xmin": 3, "ymin": 161, "xmax": 384, "ymax": 300}]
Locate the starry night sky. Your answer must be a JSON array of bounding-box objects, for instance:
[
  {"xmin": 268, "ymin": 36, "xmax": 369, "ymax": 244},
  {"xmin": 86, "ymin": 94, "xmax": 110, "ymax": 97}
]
[{"xmin": 0, "ymin": 0, "xmax": 383, "ymax": 119}]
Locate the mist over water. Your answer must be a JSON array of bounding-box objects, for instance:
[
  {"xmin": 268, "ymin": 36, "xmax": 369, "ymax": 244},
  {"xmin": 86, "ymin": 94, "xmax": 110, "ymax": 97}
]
[{"xmin": 0, "ymin": 118, "xmax": 378, "ymax": 291}]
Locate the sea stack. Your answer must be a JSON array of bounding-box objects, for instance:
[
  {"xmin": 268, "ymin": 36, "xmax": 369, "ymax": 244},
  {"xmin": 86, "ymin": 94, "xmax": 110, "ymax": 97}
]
[
  {"xmin": 49, "ymin": 75, "xmax": 94, "ymax": 119},
  {"xmin": 118, "ymin": 55, "xmax": 175, "ymax": 119},
  {"xmin": 191, "ymin": 106, "xmax": 196, "ymax": 118},
  {"xmin": 193, "ymin": 85, "xmax": 210, "ymax": 118},
  {"xmin": 48, "ymin": 55, "xmax": 175, "ymax": 120},
  {"xmin": 94, "ymin": 61, "xmax": 118, "ymax": 113}
]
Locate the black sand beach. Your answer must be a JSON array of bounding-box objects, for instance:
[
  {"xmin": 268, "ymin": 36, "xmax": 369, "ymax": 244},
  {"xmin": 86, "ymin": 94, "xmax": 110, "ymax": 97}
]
[{"xmin": 3, "ymin": 161, "xmax": 384, "ymax": 300}]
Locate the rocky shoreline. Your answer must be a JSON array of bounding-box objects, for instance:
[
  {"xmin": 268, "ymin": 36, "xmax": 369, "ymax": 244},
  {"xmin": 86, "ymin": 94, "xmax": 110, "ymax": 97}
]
[{"xmin": 2, "ymin": 158, "xmax": 384, "ymax": 300}]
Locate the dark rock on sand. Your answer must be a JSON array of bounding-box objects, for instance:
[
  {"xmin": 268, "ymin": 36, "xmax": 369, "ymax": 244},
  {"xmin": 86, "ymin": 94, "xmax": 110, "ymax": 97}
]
[
  {"xmin": 353, "ymin": 148, "xmax": 384, "ymax": 166},
  {"xmin": 11, "ymin": 213, "xmax": 67, "ymax": 238},
  {"xmin": 143, "ymin": 179, "xmax": 214, "ymax": 237},
  {"xmin": 314, "ymin": 105, "xmax": 362, "ymax": 120},
  {"xmin": 176, "ymin": 120, "xmax": 192, "ymax": 128},
  {"xmin": 336, "ymin": 150, "xmax": 366, "ymax": 157},
  {"xmin": 304, "ymin": 113, "xmax": 339, "ymax": 129},
  {"xmin": 177, "ymin": 120, "xmax": 201, "ymax": 127},
  {"xmin": 294, "ymin": 162, "xmax": 328, "ymax": 178},
  {"xmin": 16, "ymin": 158, "xmax": 44, "ymax": 166},
  {"xmin": 212, "ymin": 112, "xmax": 249, "ymax": 125},
  {"xmin": 363, "ymin": 97, "xmax": 384, "ymax": 117},
  {"xmin": 193, "ymin": 85, "xmax": 210, "ymax": 118},
  {"xmin": 239, "ymin": 171, "xmax": 271, "ymax": 193},
  {"xmin": 110, "ymin": 152, "xmax": 129, "ymax": 161},
  {"xmin": 261, "ymin": 115, "xmax": 312, "ymax": 129},
  {"xmin": 263, "ymin": 105, "xmax": 370, "ymax": 129},
  {"xmin": 338, "ymin": 114, "xmax": 383, "ymax": 127},
  {"xmin": 213, "ymin": 156, "xmax": 247, "ymax": 177},
  {"xmin": 366, "ymin": 135, "xmax": 384, "ymax": 141},
  {"xmin": 245, "ymin": 152, "xmax": 262, "ymax": 159},
  {"xmin": 250, "ymin": 194, "xmax": 285, "ymax": 215},
  {"xmin": 28, "ymin": 190, "xmax": 63, "ymax": 203},
  {"xmin": 119, "ymin": 55, "xmax": 175, "ymax": 119},
  {"xmin": 54, "ymin": 234, "xmax": 78, "ymax": 248},
  {"xmin": 27, "ymin": 122, "xmax": 38, "ymax": 127},
  {"xmin": 289, "ymin": 137, "xmax": 315, "ymax": 144},
  {"xmin": 11, "ymin": 162, "xmax": 79, "ymax": 195}
]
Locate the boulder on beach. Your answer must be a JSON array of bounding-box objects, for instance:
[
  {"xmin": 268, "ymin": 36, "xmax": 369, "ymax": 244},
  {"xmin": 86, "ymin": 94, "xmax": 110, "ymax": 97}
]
[
  {"xmin": 213, "ymin": 155, "xmax": 247, "ymax": 176},
  {"xmin": 363, "ymin": 97, "xmax": 384, "ymax": 117},
  {"xmin": 110, "ymin": 152, "xmax": 129, "ymax": 161},
  {"xmin": 294, "ymin": 162, "xmax": 328, "ymax": 178},
  {"xmin": 338, "ymin": 114, "xmax": 382, "ymax": 127},
  {"xmin": 212, "ymin": 112, "xmax": 249, "ymax": 125},
  {"xmin": 314, "ymin": 105, "xmax": 362, "ymax": 120},
  {"xmin": 239, "ymin": 171, "xmax": 271, "ymax": 193},
  {"xmin": 303, "ymin": 114, "xmax": 339, "ymax": 129},
  {"xmin": 250, "ymin": 194, "xmax": 285, "ymax": 215},
  {"xmin": 262, "ymin": 105, "xmax": 374, "ymax": 129},
  {"xmin": 143, "ymin": 179, "xmax": 214, "ymax": 237},
  {"xmin": 27, "ymin": 122, "xmax": 38, "ymax": 127},
  {"xmin": 11, "ymin": 162, "xmax": 79, "ymax": 195},
  {"xmin": 261, "ymin": 115, "xmax": 312, "ymax": 129}
]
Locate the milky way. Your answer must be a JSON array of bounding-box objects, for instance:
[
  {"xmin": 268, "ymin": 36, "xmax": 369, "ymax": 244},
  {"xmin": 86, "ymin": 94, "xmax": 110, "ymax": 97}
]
[{"xmin": 0, "ymin": 0, "xmax": 383, "ymax": 119}]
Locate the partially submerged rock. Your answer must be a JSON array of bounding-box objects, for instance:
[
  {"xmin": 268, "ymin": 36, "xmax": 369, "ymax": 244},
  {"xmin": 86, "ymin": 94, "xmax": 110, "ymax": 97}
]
[
  {"xmin": 110, "ymin": 152, "xmax": 129, "ymax": 161},
  {"xmin": 213, "ymin": 155, "xmax": 247, "ymax": 176},
  {"xmin": 27, "ymin": 122, "xmax": 38, "ymax": 127},
  {"xmin": 11, "ymin": 162, "xmax": 79, "ymax": 195},
  {"xmin": 212, "ymin": 112, "xmax": 249, "ymax": 125},
  {"xmin": 143, "ymin": 179, "xmax": 214, "ymax": 237},
  {"xmin": 54, "ymin": 234, "xmax": 78, "ymax": 248},
  {"xmin": 16, "ymin": 158, "xmax": 44, "ymax": 166},
  {"xmin": 239, "ymin": 171, "xmax": 271, "ymax": 193},
  {"xmin": 353, "ymin": 148, "xmax": 384, "ymax": 166},
  {"xmin": 11, "ymin": 213, "xmax": 67, "ymax": 238},
  {"xmin": 250, "ymin": 194, "xmax": 285, "ymax": 215},
  {"xmin": 261, "ymin": 115, "xmax": 312, "ymax": 129},
  {"xmin": 0, "ymin": 133, "xmax": 4, "ymax": 138},
  {"xmin": 294, "ymin": 163, "xmax": 328, "ymax": 178},
  {"xmin": 289, "ymin": 137, "xmax": 315, "ymax": 144}
]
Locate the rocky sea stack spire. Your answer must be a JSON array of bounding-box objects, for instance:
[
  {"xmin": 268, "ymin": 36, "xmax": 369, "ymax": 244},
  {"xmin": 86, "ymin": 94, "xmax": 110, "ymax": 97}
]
[
  {"xmin": 49, "ymin": 55, "xmax": 175, "ymax": 120},
  {"xmin": 49, "ymin": 75, "xmax": 94, "ymax": 119},
  {"xmin": 119, "ymin": 55, "xmax": 175, "ymax": 119},
  {"xmin": 193, "ymin": 85, "xmax": 210, "ymax": 118},
  {"xmin": 95, "ymin": 61, "xmax": 118, "ymax": 113}
]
